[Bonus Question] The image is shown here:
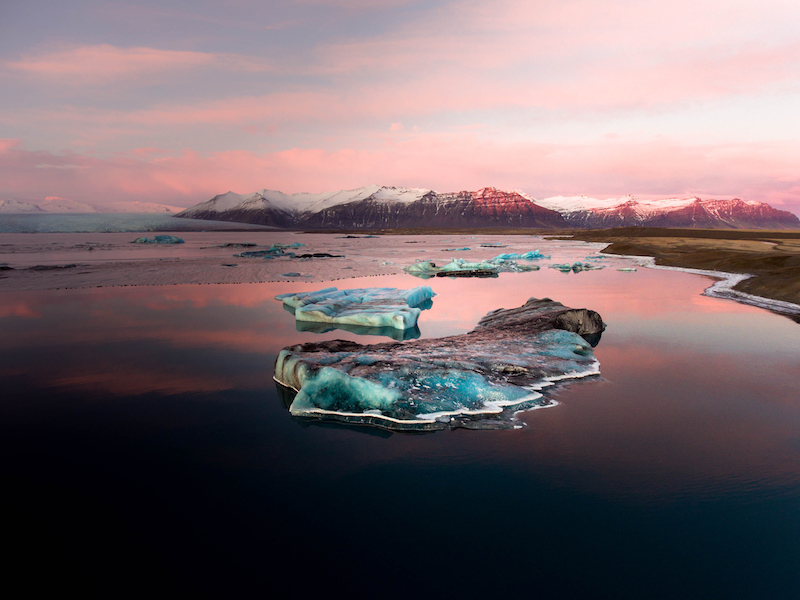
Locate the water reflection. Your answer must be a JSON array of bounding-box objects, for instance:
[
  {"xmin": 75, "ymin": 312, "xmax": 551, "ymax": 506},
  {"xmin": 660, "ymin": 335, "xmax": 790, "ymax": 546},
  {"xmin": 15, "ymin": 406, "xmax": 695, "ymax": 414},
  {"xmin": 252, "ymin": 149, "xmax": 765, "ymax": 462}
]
[
  {"xmin": 295, "ymin": 320, "xmax": 422, "ymax": 340},
  {"xmin": 2, "ymin": 258, "xmax": 800, "ymax": 596}
]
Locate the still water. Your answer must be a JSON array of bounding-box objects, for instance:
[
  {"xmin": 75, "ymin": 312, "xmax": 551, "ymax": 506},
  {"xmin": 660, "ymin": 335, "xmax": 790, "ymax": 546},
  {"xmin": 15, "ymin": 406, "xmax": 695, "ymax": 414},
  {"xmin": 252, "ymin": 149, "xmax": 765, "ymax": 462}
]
[{"xmin": 2, "ymin": 250, "xmax": 799, "ymax": 597}]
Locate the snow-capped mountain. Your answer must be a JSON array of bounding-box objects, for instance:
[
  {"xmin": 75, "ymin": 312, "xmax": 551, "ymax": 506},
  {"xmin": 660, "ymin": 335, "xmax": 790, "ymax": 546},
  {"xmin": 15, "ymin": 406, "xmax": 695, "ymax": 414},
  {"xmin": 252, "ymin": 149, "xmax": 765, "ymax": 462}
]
[
  {"xmin": 175, "ymin": 185, "xmax": 568, "ymax": 229},
  {"xmin": 175, "ymin": 186, "xmax": 800, "ymax": 230},
  {"xmin": 534, "ymin": 195, "xmax": 799, "ymax": 229},
  {"xmin": 0, "ymin": 198, "xmax": 182, "ymax": 214}
]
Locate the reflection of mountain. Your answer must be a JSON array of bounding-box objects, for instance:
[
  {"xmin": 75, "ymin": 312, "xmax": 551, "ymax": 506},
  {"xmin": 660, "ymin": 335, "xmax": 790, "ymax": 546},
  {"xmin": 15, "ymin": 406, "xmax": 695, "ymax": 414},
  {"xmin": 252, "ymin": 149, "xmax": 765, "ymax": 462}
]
[{"xmin": 176, "ymin": 186, "xmax": 800, "ymax": 230}]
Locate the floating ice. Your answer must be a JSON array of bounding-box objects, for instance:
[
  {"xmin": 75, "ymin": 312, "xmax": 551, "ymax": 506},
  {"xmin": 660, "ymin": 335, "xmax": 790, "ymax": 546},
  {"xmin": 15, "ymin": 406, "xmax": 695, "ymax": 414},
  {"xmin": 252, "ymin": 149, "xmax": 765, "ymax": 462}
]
[
  {"xmin": 404, "ymin": 256, "xmax": 541, "ymax": 279},
  {"xmin": 131, "ymin": 235, "xmax": 184, "ymax": 244},
  {"xmin": 492, "ymin": 250, "xmax": 549, "ymax": 260},
  {"xmin": 275, "ymin": 286, "xmax": 435, "ymax": 332},
  {"xmin": 234, "ymin": 242, "xmax": 306, "ymax": 258},
  {"xmin": 274, "ymin": 298, "xmax": 605, "ymax": 430},
  {"xmin": 442, "ymin": 247, "xmax": 471, "ymax": 252},
  {"xmin": 617, "ymin": 267, "xmax": 637, "ymax": 272},
  {"xmin": 549, "ymin": 262, "xmax": 604, "ymax": 273}
]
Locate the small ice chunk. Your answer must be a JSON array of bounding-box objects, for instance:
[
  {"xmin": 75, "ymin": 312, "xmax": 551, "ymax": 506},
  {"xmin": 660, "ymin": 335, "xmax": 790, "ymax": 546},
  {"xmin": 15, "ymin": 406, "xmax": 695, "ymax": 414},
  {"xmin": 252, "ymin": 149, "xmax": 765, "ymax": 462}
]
[
  {"xmin": 404, "ymin": 256, "xmax": 540, "ymax": 278},
  {"xmin": 131, "ymin": 235, "xmax": 184, "ymax": 244},
  {"xmin": 492, "ymin": 250, "xmax": 549, "ymax": 260},
  {"xmin": 548, "ymin": 262, "xmax": 604, "ymax": 273}
]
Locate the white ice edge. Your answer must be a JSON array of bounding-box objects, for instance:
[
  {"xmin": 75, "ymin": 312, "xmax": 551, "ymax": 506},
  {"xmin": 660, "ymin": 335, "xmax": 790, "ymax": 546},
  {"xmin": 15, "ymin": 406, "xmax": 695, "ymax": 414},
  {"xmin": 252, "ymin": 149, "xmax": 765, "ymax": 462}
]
[
  {"xmin": 272, "ymin": 359, "xmax": 600, "ymax": 425},
  {"xmin": 628, "ymin": 255, "xmax": 800, "ymax": 316}
]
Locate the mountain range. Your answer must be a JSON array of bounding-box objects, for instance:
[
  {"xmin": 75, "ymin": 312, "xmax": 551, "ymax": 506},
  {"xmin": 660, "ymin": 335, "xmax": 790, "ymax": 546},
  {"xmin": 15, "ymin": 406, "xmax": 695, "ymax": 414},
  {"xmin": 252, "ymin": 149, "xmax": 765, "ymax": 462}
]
[
  {"xmin": 0, "ymin": 198, "xmax": 182, "ymax": 214},
  {"xmin": 172, "ymin": 185, "xmax": 799, "ymax": 230}
]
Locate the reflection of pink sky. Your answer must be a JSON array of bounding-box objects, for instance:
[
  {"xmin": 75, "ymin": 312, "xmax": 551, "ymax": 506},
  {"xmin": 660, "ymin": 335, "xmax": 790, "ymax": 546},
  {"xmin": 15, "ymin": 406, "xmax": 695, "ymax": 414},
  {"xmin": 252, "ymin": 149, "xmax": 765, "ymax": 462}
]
[
  {"xmin": 1, "ymin": 263, "xmax": 799, "ymax": 494},
  {"xmin": 2, "ymin": 263, "xmax": 796, "ymax": 402}
]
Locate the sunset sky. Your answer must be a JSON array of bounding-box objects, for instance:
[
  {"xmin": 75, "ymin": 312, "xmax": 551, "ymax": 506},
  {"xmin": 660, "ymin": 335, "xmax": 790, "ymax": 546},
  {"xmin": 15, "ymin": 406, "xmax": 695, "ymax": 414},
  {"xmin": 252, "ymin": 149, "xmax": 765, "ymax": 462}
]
[{"xmin": 2, "ymin": 0, "xmax": 800, "ymax": 215}]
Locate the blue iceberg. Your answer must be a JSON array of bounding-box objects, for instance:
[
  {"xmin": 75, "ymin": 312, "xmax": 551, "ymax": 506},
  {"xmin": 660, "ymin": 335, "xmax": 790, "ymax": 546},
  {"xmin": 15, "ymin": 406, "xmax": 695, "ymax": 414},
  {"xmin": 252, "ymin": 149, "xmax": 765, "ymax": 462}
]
[
  {"xmin": 549, "ymin": 262, "xmax": 605, "ymax": 273},
  {"xmin": 274, "ymin": 298, "xmax": 605, "ymax": 430},
  {"xmin": 275, "ymin": 286, "xmax": 436, "ymax": 332},
  {"xmin": 404, "ymin": 255, "xmax": 541, "ymax": 278},
  {"xmin": 235, "ymin": 242, "xmax": 306, "ymax": 258},
  {"xmin": 131, "ymin": 235, "xmax": 184, "ymax": 244},
  {"xmin": 492, "ymin": 250, "xmax": 550, "ymax": 260}
]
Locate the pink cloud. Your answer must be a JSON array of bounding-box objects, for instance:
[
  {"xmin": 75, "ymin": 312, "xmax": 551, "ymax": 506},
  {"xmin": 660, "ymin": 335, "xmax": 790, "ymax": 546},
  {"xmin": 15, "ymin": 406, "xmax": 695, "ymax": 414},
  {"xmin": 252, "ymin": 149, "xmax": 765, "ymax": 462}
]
[
  {"xmin": 4, "ymin": 44, "xmax": 272, "ymax": 83},
  {"xmin": 2, "ymin": 136, "xmax": 799, "ymax": 216}
]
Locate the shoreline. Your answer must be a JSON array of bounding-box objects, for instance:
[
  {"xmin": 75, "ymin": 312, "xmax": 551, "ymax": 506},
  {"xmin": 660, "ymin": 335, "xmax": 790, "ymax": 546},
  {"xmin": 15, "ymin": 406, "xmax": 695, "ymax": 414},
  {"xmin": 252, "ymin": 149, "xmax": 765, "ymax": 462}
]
[
  {"xmin": 2, "ymin": 226, "xmax": 799, "ymax": 321},
  {"xmin": 564, "ymin": 227, "xmax": 800, "ymax": 310},
  {"xmin": 625, "ymin": 255, "xmax": 800, "ymax": 318}
]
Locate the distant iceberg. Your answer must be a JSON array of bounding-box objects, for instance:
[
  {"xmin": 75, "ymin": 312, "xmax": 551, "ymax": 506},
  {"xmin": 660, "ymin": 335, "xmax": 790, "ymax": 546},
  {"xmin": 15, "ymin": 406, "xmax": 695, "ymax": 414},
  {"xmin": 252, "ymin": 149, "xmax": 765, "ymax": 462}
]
[
  {"xmin": 549, "ymin": 262, "xmax": 605, "ymax": 273},
  {"xmin": 404, "ymin": 254, "xmax": 543, "ymax": 278},
  {"xmin": 492, "ymin": 250, "xmax": 549, "ymax": 260},
  {"xmin": 131, "ymin": 235, "xmax": 184, "ymax": 244},
  {"xmin": 275, "ymin": 286, "xmax": 435, "ymax": 332}
]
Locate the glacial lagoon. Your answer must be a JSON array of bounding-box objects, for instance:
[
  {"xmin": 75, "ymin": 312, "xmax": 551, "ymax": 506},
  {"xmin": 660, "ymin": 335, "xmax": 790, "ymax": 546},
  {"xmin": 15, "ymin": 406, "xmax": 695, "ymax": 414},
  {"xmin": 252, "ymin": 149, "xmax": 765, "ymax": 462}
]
[{"xmin": 1, "ymin": 234, "xmax": 799, "ymax": 597}]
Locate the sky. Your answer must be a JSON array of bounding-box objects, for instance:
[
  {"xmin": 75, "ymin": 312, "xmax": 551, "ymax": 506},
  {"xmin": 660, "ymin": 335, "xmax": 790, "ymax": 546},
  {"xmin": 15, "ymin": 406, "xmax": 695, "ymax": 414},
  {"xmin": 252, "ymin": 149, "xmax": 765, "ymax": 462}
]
[{"xmin": 1, "ymin": 0, "xmax": 800, "ymax": 215}]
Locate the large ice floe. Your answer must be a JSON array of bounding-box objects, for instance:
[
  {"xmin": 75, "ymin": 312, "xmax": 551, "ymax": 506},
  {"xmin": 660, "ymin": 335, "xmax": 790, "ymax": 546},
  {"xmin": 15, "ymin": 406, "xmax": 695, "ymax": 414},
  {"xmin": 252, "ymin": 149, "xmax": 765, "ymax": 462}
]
[
  {"xmin": 404, "ymin": 251, "xmax": 548, "ymax": 279},
  {"xmin": 274, "ymin": 298, "xmax": 605, "ymax": 431},
  {"xmin": 275, "ymin": 286, "xmax": 436, "ymax": 338}
]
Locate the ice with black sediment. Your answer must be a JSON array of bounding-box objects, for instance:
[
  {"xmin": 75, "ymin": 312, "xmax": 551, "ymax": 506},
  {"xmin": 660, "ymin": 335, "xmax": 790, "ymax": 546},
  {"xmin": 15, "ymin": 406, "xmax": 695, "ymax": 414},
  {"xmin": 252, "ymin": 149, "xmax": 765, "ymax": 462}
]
[
  {"xmin": 404, "ymin": 250, "xmax": 548, "ymax": 278},
  {"xmin": 274, "ymin": 298, "xmax": 605, "ymax": 430},
  {"xmin": 131, "ymin": 235, "xmax": 184, "ymax": 244}
]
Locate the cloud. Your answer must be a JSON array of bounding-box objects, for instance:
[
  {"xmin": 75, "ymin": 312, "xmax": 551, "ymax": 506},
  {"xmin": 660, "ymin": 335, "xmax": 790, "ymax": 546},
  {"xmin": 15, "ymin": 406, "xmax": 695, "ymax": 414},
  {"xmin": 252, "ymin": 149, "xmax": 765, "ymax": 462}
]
[
  {"xmin": 4, "ymin": 44, "xmax": 272, "ymax": 83},
  {"xmin": 2, "ymin": 137, "xmax": 799, "ymax": 216}
]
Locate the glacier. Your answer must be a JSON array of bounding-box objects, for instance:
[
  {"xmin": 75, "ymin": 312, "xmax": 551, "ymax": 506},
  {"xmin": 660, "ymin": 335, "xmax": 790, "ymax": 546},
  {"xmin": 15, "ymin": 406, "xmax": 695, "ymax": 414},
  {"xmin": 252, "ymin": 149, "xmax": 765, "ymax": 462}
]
[
  {"xmin": 274, "ymin": 298, "xmax": 605, "ymax": 430},
  {"xmin": 275, "ymin": 286, "xmax": 436, "ymax": 332}
]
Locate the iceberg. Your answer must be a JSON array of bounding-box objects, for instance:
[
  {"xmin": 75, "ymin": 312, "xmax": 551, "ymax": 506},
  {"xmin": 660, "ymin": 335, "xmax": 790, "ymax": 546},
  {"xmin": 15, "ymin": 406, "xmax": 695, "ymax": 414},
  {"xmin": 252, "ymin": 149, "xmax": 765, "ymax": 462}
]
[
  {"xmin": 404, "ymin": 256, "xmax": 541, "ymax": 279},
  {"xmin": 131, "ymin": 235, "xmax": 184, "ymax": 244},
  {"xmin": 275, "ymin": 286, "xmax": 436, "ymax": 332},
  {"xmin": 549, "ymin": 262, "xmax": 605, "ymax": 273},
  {"xmin": 274, "ymin": 298, "xmax": 605, "ymax": 430},
  {"xmin": 234, "ymin": 242, "xmax": 306, "ymax": 258},
  {"xmin": 492, "ymin": 250, "xmax": 550, "ymax": 260}
]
